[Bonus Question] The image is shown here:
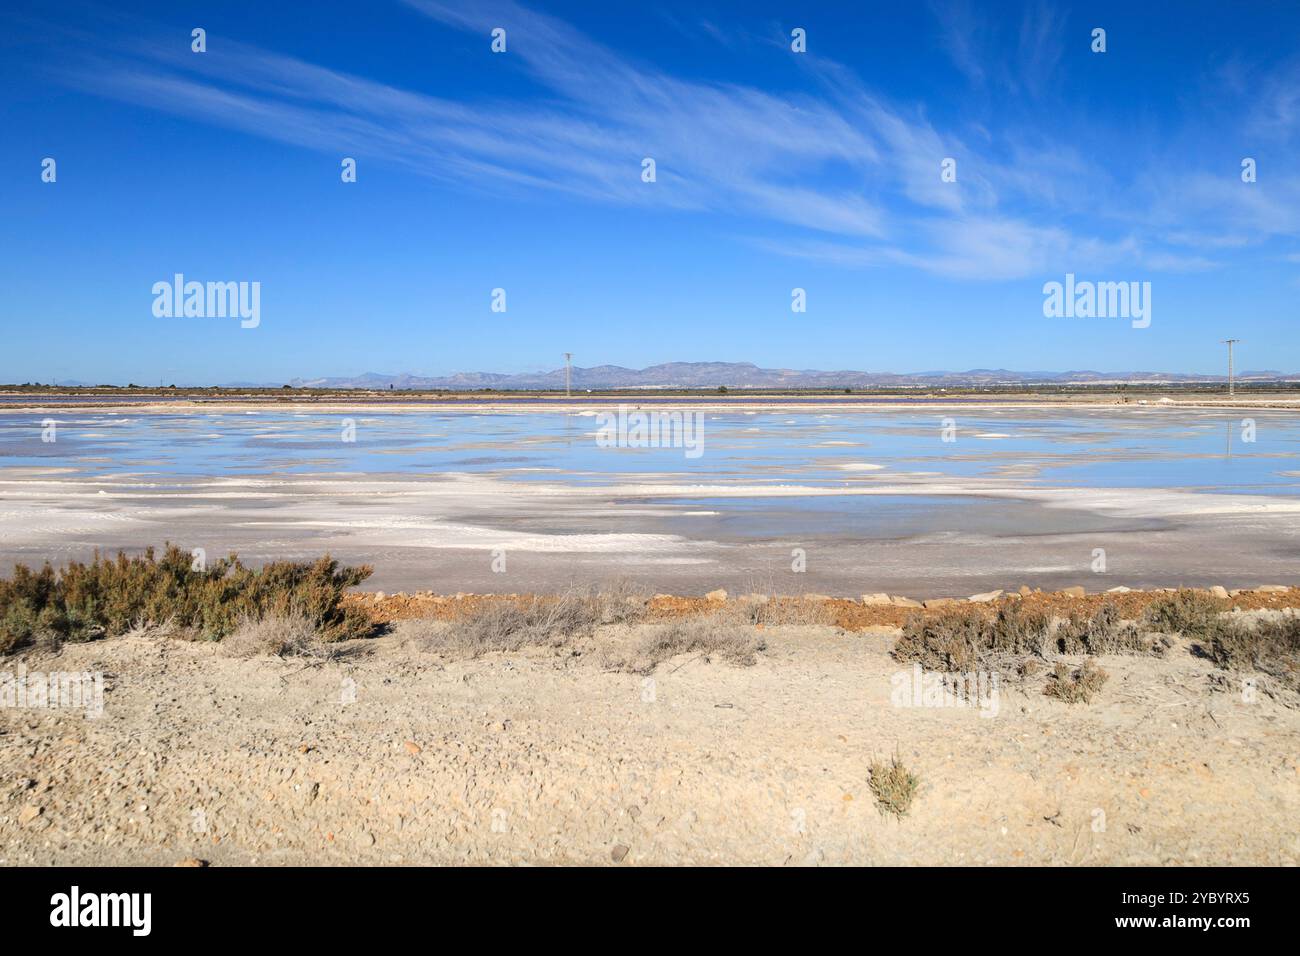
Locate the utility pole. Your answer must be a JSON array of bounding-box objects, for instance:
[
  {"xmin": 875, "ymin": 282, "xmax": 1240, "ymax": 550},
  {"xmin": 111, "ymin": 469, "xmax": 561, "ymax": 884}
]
[
  {"xmin": 564, "ymin": 353, "xmax": 572, "ymax": 398},
  {"xmin": 1220, "ymin": 339, "xmax": 1241, "ymax": 397}
]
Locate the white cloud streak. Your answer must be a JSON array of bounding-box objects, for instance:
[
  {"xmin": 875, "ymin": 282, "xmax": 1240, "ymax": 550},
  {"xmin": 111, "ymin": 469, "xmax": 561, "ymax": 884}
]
[{"xmin": 56, "ymin": 0, "xmax": 1294, "ymax": 280}]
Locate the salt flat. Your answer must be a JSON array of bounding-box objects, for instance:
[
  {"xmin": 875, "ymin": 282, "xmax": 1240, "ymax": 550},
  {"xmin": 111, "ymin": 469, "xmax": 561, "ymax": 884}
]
[{"xmin": 1, "ymin": 404, "xmax": 1297, "ymax": 595}]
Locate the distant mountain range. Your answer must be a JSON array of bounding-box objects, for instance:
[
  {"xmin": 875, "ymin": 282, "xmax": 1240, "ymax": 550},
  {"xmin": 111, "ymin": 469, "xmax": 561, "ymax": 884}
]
[{"xmin": 276, "ymin": 362, "xmax": 1299, "ymax": 390}]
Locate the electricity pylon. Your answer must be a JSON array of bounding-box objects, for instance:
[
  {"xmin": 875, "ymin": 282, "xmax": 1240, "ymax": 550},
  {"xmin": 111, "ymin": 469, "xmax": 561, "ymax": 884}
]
[{"xmin": 1220, "ymin": 339, "xmax": 1241, "ymax": 397}]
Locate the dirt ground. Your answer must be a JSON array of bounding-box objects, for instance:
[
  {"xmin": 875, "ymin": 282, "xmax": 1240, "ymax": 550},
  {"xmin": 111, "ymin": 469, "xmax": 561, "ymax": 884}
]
[{"xmin": 3, "ymin": 599, "xmax": 1298, "ymax": 866}]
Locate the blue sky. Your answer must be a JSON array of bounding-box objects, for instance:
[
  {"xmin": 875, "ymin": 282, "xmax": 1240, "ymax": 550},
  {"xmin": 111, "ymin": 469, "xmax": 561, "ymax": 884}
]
[{"xmin": 2, "ymin": 0, "xmax": 1298, "ymax": 384}]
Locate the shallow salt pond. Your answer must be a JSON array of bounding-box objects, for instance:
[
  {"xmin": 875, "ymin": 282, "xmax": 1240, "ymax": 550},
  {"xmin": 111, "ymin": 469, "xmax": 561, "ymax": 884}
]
[{"xmin": 1, "ymin": 407, "xmax": 1297, "ymax": 498}]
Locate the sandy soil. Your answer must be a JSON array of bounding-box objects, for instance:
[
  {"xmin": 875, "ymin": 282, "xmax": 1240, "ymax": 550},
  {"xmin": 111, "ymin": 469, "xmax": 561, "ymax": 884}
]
[{"xmin": 3, "ymin": 610, "xmax": 1297, "ymax": 866}]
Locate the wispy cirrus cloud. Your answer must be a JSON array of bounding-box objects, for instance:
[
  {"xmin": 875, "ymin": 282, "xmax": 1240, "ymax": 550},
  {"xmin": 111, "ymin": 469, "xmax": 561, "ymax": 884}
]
[
  {"xmin": 929, "ymin": 0, "xmax": 1064, "ymax": 97},
  {"xmin": 55, "ymin": 0, "xmax": 1287, "ymax": 279}
]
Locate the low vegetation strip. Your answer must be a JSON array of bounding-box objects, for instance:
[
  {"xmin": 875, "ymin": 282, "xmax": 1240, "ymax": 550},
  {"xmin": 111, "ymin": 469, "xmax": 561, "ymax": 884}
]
[
  {"xmin": 3, "ymin": 551, "xmax": 1297, "ymax": 697},
  {"xmin": 891, "ymin": 601, "xmax": 1165, "ymax": 674},
  {"xmin": 344, "ymin": 586, "xmax": 1300, "ymax": 631},
  {"xmin": 889, "ymin": 589, "xmax": 1300, "ymax": 701},
  {"xmin": 396, "ymin": 585, "xmax": 764, "ymax": 673},
  {"xmin": 0, "ymin": 546, "xmax": 372, "ymax": 653}
]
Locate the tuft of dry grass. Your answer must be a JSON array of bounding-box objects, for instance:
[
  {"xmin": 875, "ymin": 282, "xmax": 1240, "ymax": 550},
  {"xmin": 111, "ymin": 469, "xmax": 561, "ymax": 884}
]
[
  {"xmin": 428, "ymin": 591, "xmax": 596, "ymax": 657},
  {"xmin": 1143, "ymin": 589, "xmax": 1227, "ymax": 639},
  {"xmin": 893, "ymin": 600, "xmax": 1158, "ymax": 677},
  {"xmin": 220, "ymin": 613, "xmax": 331, "ymax": 659},
  {"xmin": 605, "ymin": 615, "xmax": 765, "ymax": 675},
  {"xmin": 413, "ymin": 586, "xmax": 766, "ymax": 672},
  {"xmin": 1018, "ymin": 658, "xmax": 1045, "ymax": 680},
  {"xmin": 892, "ymin": 603, "xmax": 1050, "ymax": 672},
  {"xmin": 1054, "ymin": 601, "xmax": 1164, "ymax": 656},
  {"xmin": 590, "ymin": 578, "xmax": 653, "ymax": 625},
  {"xmin": 1044, "ymin": 659, "xmax": 1109, "ymax": 704},
  {"xmin": 416, "ymin": 582, "xmax": 654, "ymax": 660},
  {"xmin": 891, "ymin": 608, "xmax": 991, "ymax": 673},
  {"xmin": 1206, "ymin": 614, "xmax": 1300, "ymax": 694},
  {"xmin": 724, "ymin": 595, "xmax": 835, "ymax": 628},
  {"xmin": 868, "ymin": 755, "xmax": 919, "ymax": 818}
]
